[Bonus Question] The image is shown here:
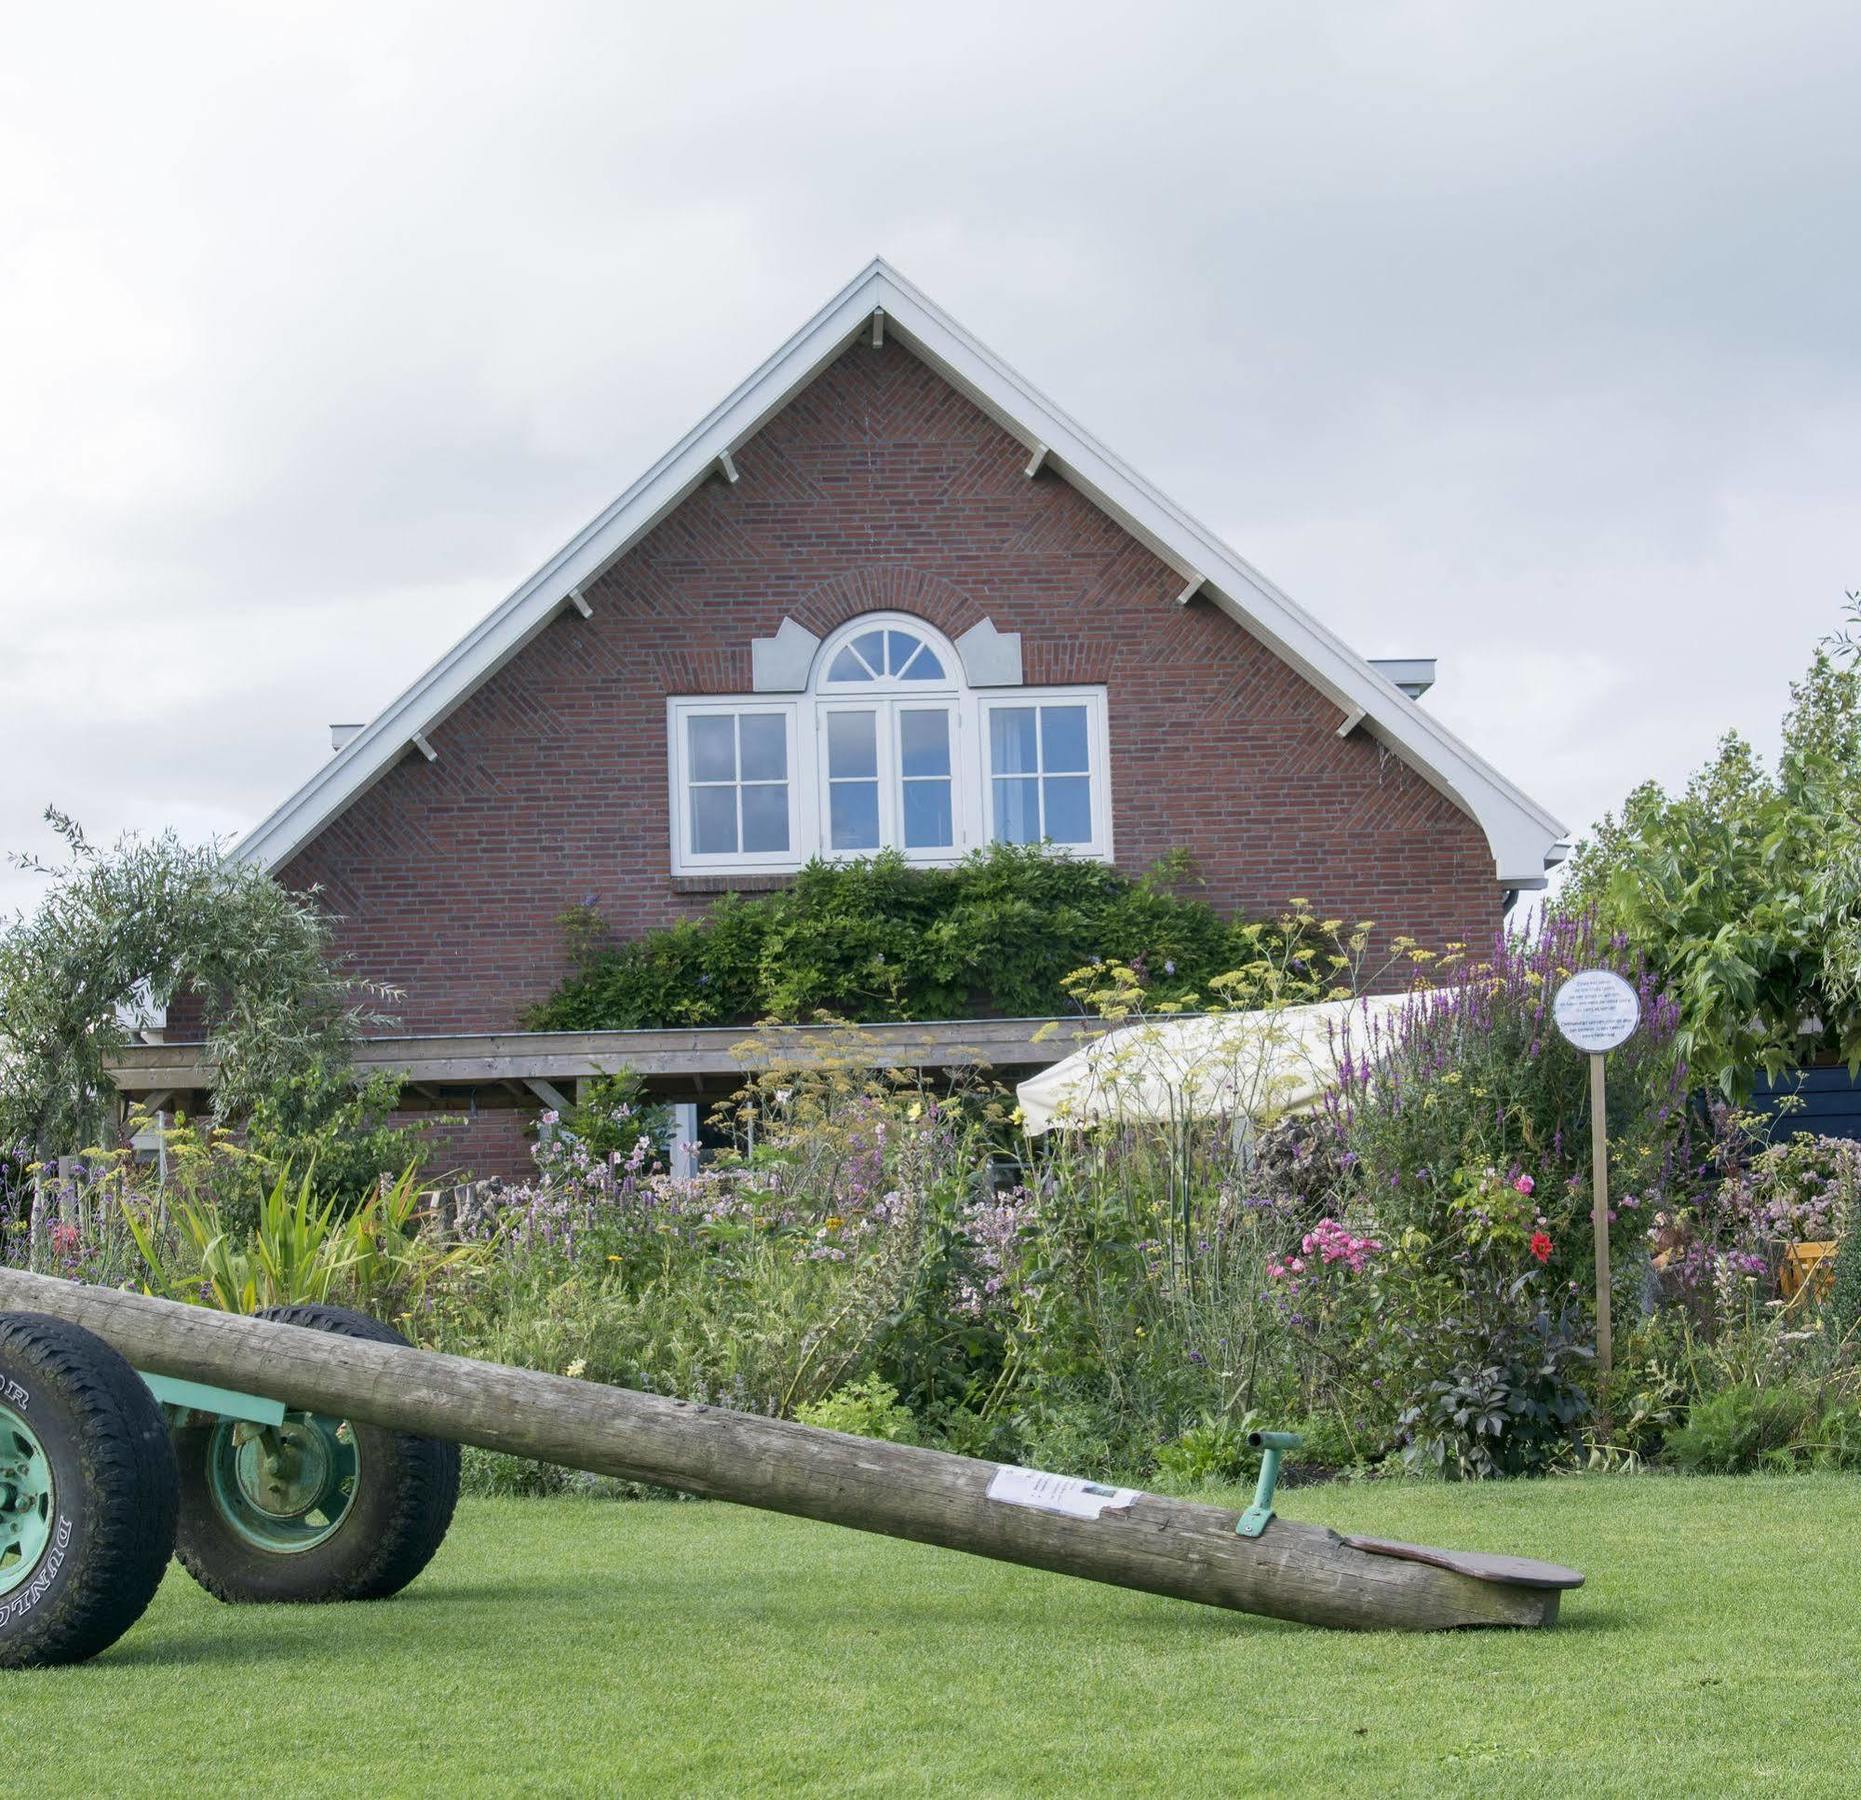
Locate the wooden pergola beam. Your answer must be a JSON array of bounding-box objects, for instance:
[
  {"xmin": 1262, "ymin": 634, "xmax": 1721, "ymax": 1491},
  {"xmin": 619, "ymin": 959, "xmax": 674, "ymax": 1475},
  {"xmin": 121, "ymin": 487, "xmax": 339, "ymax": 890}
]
[{"xmin": 103, "ymin": 1016, "xmax": 1106, "ymax": 1098}]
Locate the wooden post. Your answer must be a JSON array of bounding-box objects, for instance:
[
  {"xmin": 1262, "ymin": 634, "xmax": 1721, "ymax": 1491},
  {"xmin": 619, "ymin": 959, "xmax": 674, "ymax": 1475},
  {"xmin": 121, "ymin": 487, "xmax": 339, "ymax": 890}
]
[
  {"xmin": 1553, "ymin": 971, "xmax": 1640, "ymax": 1443},
  {"xmin": 28, "ymin": 1171, "xmax": 49, "ymax": 1270},
  {"xmin": 0, "ymin": 1268, "xmax": 1577, "ymax": 1632},
  {"xmin": 1589, "ymin": 1052, "xmax": 1613, "ymax": 1429}
]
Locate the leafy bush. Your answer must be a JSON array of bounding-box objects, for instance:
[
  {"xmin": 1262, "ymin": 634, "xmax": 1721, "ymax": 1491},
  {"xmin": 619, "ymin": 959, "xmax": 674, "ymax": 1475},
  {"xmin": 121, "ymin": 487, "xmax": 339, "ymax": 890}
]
[
  {"xmin": 1328, "ymin": 912, "xmax": 1689, "ymax": 1293},
  {"xmin": 530, "ymin": 846, "xmax": 1331, "ymax": 1029},
  {"xmin": 1664, "ymin": 1385, "xmax": 1822, "ymax": 1473},
  {"xmin": 1832, "ymin": 1232, "xmax": 1861, "ymax": 1347},
  {"xmin": 1397, "ymin": 1287, "xmax": 1593, "ymax": 1479},
  {"xmin": 542, "ymin": 1070, "xmax": 671, "ymax": 1167},
  {"xmin": 1152, "ymin": 1415, "xmax": 1262, "ymax": 1486},
  {"xmin": 795, "ymin": 1375, "xmax": 920, "ymax": 1444},
  {"xmin": 240, "ymin": 1062, "xmax": 429, "ymax": 1205}
]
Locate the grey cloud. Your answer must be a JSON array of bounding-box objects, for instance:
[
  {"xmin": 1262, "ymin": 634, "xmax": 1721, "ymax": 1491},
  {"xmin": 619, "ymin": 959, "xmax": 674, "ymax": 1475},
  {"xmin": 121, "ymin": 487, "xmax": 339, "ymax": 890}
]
[{"xmin": 3, "ymin": 0, "xmax": 1857, "ymax": 912}]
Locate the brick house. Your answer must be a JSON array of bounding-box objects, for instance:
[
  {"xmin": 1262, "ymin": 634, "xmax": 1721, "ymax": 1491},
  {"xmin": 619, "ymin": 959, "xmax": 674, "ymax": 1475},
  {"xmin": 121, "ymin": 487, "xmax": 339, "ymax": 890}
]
[{"xmin": 175, "ymin": 260, "xmax": 1565, "ymax": 1177}]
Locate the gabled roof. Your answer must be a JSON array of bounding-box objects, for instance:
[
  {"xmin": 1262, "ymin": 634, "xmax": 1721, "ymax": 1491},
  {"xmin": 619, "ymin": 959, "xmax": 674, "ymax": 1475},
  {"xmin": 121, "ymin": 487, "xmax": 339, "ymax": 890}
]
[{"xmin": 234, "ymin": 258, "xmax": 1568, "ymax": 887}]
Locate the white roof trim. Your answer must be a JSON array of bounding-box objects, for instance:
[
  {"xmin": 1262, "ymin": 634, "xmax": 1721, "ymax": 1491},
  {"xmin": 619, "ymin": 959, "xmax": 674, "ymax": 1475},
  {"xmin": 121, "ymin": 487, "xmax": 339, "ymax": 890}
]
[{"xmin": 234, "ymin": 258, "xmax": 1567, "ymax": 887}]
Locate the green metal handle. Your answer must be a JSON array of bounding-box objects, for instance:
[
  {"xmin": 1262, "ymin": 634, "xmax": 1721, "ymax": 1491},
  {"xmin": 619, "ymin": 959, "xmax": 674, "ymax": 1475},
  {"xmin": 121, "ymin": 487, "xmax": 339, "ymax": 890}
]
[{"xmin": 1236, "ymin": 1428, "xmax": 1303, "ymax": 1538}]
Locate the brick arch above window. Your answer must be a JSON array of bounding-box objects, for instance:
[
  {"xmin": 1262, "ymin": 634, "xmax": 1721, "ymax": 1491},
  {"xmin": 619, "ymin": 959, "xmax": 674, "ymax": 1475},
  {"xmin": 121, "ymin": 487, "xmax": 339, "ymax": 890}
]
[{"xmin": 789, "ymin": 564, "xmax": 988, "ymax": 644}]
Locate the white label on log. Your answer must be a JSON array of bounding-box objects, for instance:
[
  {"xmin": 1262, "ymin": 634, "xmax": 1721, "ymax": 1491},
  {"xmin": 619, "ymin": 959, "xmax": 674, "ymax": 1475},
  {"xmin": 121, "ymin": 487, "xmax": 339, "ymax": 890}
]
[
  {"xmin": 1552, "ymin": 969, "xmax": 1641, "ymax": 1054},
  {"xmin": 986, "ymin": 1466, "xmax": 1141, "ymax": 1519}
]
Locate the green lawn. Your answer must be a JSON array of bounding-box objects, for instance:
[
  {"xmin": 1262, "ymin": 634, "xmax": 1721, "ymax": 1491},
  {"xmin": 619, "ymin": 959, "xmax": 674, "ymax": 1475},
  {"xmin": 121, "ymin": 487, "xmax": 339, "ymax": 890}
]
[{"xmin": 11, "ymin": 1474, "xmax": 1859, "ymax": 1796}]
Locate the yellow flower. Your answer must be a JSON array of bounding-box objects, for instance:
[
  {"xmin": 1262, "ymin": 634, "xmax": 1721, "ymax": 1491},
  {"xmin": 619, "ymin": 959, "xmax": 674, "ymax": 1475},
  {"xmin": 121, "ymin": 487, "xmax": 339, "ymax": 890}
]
[
  {"xmin": 565, "ymin": 1357, "xmax": 588, "ymax": 1380},
  {"xmin": 825, "ymin": 1216, "xmax": 844, "ymax": 1230},
  {"xmin": 606, "ymin": 1254, "xmax": 622, "ymax": 1263}
]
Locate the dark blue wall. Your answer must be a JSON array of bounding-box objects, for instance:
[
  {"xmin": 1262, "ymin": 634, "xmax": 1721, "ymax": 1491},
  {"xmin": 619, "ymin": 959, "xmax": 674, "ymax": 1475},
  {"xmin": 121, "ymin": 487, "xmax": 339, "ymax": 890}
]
[{"xmin": 1751, "ymin": 1066, "xmax": 1861, "ymax": 1142}]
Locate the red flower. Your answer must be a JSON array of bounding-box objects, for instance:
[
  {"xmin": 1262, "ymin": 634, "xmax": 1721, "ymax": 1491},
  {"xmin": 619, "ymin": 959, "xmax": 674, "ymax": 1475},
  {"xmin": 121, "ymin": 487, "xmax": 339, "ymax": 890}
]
[{"xmin": 1529, "ymin": 1231, "xmax": 1554, "ymax": 1264}]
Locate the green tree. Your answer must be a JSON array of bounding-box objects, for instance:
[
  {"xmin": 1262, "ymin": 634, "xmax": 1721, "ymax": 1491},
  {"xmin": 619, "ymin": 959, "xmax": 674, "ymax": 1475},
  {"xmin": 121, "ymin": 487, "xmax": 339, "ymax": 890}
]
[
  {"xmin": 1559, "ymin": 598, "xmax": 1861, "ymax": 1092},
  {"xmin": 0, "ymin": 810, "xmax": 402, "ymax": 1168}
]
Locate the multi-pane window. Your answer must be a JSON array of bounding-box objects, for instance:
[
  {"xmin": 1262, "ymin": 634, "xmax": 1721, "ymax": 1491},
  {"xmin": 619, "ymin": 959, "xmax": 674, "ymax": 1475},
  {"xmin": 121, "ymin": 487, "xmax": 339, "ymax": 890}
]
[
  {"xmin": 820, "ymin": 702, "xmax": 958, "ymax": 855},
  {"xmin": 679, "ymin": 709, "xmax": 793, "ymax": 862},
  {"xmin": 986, "ymin": 702, "xmax": 1094, "ymax": 847},
  {"xmin": 668, "ymin": 617, "xmax": 1108, "ymax": 875}
]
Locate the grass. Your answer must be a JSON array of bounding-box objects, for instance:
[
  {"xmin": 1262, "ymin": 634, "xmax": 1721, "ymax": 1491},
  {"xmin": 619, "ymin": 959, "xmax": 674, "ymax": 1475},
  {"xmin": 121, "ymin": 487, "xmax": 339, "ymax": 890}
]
[{"xmin": 11, "ymin": 1474, "xmax": 1860, "ymax": 1796}]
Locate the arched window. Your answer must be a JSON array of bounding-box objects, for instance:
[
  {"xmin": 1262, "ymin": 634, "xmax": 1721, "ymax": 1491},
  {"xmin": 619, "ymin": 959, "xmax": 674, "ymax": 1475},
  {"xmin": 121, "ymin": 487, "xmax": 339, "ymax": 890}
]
[
  {"xmin": 667, "ymin": 613, "xmax": 1110, "ymax": 874},
  {"xmin": 812, "ymin": 617, "xmax": 962, "ymax": 856}
]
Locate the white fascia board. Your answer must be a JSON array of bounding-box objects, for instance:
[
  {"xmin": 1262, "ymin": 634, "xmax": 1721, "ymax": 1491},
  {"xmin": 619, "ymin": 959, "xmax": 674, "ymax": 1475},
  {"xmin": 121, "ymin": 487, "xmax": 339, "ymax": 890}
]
[
  {"xmin": 868, "ymin": 265, "xmax": 1567, "ymax": 886},
  {"xmin": 235, "ymin": 256, "xmax": 1566, "ymax": 888}
]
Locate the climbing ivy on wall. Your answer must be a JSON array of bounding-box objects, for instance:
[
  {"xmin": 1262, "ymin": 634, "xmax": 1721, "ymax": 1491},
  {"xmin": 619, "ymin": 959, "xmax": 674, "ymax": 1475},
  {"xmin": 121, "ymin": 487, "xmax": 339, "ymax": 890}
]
[{"xmin": 528, "ymin": 846, "xmax": 1333, "ymax": 1031}]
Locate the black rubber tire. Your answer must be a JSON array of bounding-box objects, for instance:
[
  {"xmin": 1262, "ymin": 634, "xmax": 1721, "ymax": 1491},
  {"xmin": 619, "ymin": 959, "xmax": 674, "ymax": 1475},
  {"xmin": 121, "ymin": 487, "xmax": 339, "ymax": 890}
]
[
  {"xmin": 0, "ymin": 1312, "xmax": 180, "ymax": 1669},
  {"xmin": 173, "ymin": 1303, "xmax": 459, "ymax": 1605}
]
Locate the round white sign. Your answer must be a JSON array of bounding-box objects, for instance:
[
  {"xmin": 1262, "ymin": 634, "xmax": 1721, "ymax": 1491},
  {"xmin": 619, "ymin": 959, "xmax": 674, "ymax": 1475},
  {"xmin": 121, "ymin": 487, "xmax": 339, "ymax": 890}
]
[{"xmin": 1552, "ymin": 969, "xmax": 1641, "ymax": 1054}]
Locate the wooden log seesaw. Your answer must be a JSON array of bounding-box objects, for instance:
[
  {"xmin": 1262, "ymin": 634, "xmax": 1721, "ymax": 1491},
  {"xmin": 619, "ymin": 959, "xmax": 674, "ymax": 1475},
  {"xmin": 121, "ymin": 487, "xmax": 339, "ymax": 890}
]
[{"xmin": 0, "ymin": 1266, "xmax": 1581, "ymax": 1667}]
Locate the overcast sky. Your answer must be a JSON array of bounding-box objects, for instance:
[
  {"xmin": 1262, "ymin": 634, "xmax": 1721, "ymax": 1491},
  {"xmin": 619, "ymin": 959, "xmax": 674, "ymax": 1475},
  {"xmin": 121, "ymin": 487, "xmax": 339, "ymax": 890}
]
[{"xmin": 2, "ymin": 2, "xmax": 1855, "ymax": 916}]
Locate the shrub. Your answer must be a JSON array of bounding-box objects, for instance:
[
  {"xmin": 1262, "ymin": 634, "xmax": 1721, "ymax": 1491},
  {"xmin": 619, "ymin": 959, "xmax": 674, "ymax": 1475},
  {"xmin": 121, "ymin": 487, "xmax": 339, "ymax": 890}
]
[
  {"xmin": 540, "ymin": 1070, "xmax": 671, "ymax": 1169},
  {"xmin": 240, "ymin": 1062, "xmax": 429, "ymax": 1205},
  {"xmin": 0, "ymin": 809, "xmax": 400, "ymax": 1163},
  {"xmin": 1396, "ymin": 1285, "xmax": 1593, "ymax": 1479},
  {"xmin": 1328, "ymin": 911, "xmax": 1689, "ymax": 1292},
  {"xmin": 1152, "ymin": 1415, "xmax": 1261, "ymax": 1486},
  {"xmin": 529, "ymin": 846, "xmax": 1331, "ymax": 1030},
  {"xmin": 795, "ymin": 1376, "xmax": 920, "ymax": 1444},
  {"xmin": 1665, "ymin": 1385, "xmax": 1821, "ymax": 1473}
]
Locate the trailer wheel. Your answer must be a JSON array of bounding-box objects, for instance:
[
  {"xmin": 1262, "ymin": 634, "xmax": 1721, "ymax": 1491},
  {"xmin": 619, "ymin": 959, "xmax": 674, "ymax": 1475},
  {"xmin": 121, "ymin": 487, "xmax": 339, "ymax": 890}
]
[
  {"xmin": 0, "ymin": 1312, "xmax": 180, "ymax": 1669},
  {"xmin": 173, "ymin": 1303, "xmax": 459, "ymax": 1605}
]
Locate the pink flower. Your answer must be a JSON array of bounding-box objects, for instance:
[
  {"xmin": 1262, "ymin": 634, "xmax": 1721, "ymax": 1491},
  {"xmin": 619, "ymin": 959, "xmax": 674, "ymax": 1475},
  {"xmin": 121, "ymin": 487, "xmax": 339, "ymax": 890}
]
[
  {"xmin": 1514, "ymin": 1173, "xmax": 1535, "ymax": 1195},
  {"xmin": 49, "ymin": 1222, "xmax": 80, "ymax": 1255}
]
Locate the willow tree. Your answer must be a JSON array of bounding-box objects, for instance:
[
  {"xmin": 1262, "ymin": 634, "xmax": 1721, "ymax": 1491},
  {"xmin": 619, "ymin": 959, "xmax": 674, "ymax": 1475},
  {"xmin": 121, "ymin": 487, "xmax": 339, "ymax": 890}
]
[{"xmin": 0, "ymin": 810, "xmax": 396, "ymax": 1165}]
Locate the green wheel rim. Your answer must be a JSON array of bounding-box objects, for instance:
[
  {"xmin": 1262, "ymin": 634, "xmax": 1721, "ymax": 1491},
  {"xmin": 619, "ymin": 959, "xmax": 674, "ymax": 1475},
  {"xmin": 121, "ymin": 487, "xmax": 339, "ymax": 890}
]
[
  {"xmin": 206, "ymin": 1412, "xmax": 361, "ymax": 1554},
  {"xmin": 0, "ymin": 1402, "xmax": 57, "ymax": 1599}
]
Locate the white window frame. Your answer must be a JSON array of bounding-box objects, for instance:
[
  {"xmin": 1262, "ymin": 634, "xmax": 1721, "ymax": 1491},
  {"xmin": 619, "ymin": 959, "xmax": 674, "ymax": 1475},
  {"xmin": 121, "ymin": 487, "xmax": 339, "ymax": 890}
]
[
  {"xmin": 978, "ymin": 687, "xmax": 1115, "ymax": 861},
  {"xmin": 666, "ymin": 698, "xmax": 805, "ymax": 875},
  {"xmin": 666, "ymin": 616, "xmax": 1112, "ymax": 876}
]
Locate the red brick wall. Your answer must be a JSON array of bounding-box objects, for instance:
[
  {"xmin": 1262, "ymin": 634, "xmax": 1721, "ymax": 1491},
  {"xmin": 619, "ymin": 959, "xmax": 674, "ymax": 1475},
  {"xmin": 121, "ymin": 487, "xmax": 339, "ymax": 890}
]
[{"xmin": 279, "ymin": 338, "xmax": 1499, "ymax": 1047}]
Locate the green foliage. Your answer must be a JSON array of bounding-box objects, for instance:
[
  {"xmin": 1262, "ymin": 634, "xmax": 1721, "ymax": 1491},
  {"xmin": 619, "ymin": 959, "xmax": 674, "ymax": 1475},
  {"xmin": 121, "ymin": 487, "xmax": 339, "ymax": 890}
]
[
  {"xmin": 1395, "ymin": 1291, "xmax": 1593, "ymax": 1479},
  {"xmin": 241, "ymin": 1062, "xmax": 428, "ymax": 1203},
  {"xmin": 1832, "ymin": 1233, "xmax": 1861, "ymax": 1346},
  {"xmin": 1559, "ymin": 605, "xmax": 1861, "ymax": 1092},
  {"xmin": 1152, "ymin": 1414, "xmax": 1262, "ymax": 1486},
  {"xmin": 549, "ymin": 1070, "xmax": 671, "ymax": 1166},
  {"xmin": 530, "ymin": 845, "xmax": 1330, "ymax": 1030},
  {"xmin": 1332, "ymin": 916, "xmax": 1687, "ymax": 1302},
  {"xmin": 1664, "ymin": 1385, "xmax": 1823, "ymax": 1473},
  {"xmin": 0, "ymin": 809, "xmax": 400, "ymax": 1160},
  {"xmin": 794, "ymin": 1375, "xmax": 920, "ymax": 1444},
  {"xmin": 122, "ymin": 1162, "xmax": 481, "ymax": 1315}
]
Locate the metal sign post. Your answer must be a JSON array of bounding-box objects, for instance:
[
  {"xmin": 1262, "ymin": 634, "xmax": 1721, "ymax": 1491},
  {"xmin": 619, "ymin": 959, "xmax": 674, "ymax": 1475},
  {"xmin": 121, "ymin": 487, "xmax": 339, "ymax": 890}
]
[{"xmin": 1552, "ymin": 971, "xmax": 1642, "ymax": 1433}]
